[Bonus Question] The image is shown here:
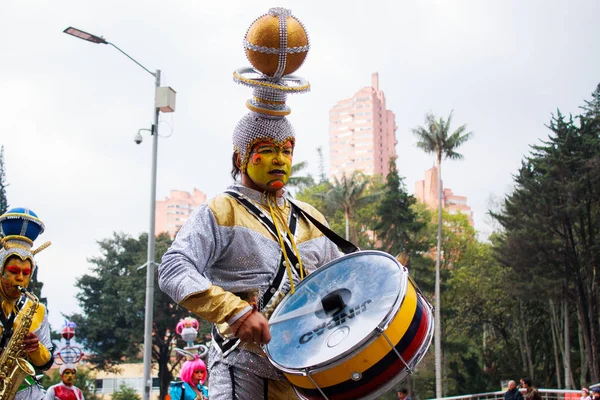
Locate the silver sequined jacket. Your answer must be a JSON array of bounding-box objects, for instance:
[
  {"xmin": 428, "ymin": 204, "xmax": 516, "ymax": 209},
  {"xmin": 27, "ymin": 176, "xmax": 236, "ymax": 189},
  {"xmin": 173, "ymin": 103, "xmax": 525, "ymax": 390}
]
[{"xmin": 158, "ymin": 184, "xmax": 342, "ymax": 379}]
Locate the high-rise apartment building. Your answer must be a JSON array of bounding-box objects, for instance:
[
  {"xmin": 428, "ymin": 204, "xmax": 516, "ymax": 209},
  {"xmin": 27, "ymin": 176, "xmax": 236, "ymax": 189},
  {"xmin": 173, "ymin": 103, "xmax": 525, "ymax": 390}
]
[
  {"xmin": 414, "ymin": 166, "xmax": 474, "ymax": 226},
  {"xmin": 155, "ymin": 188, "xmax": 207, "ymax": 238},
  {"xmin": 328, "ymin": 73, "xmax": 398, "ymax": 180}
]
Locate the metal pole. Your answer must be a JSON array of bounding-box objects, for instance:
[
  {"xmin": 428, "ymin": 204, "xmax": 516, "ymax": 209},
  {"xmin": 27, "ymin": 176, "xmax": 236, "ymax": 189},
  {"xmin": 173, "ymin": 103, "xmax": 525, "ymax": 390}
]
[
  {"xmin": 142, "ymin": 69, "xmax": 161, "ymax": 400},
  {"xmin": 435, "ymin": 160, "xmax": 443, "ymax": 399}
]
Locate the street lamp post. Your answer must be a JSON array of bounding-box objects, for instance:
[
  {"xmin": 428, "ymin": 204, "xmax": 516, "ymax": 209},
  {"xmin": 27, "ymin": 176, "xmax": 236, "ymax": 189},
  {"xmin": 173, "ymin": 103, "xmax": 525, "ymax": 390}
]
[{"xmin": 64, "ymin": 27, "xmax": 164, "ymax": 400}]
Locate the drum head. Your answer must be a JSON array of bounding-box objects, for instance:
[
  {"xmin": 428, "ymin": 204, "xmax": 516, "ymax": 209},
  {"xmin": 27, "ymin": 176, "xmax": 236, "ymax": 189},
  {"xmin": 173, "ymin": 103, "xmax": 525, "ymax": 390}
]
[{"xmin": 266, "ymin": 251, "xmax": 406, "ymax": 370}]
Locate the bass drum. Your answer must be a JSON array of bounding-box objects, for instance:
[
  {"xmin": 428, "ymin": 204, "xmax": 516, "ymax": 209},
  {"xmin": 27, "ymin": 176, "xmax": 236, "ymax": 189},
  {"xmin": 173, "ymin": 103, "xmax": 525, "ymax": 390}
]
[{"xmin": 265, "ymin": 251, "xmax": 433, "ymax": 400}]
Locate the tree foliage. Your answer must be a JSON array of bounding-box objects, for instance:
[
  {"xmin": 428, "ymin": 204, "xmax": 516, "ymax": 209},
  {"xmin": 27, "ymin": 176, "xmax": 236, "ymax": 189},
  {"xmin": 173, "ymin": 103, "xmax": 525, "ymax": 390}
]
[
  {"xmin": 491, "ymin": 84, "xmax": 600, "ymax": 386},
  {"xmin": 321, "ymin": 171, "xmax": 379, "ymax": 243},
  {"xmin": 412, "ymin": 112, "xmax": 473, "ymax": 166},
  {"xmin": 28, "ymin": 264, "xmax": 48, "ymax": 306},
  {"xmin": 287, "ymin": 160, "xmax": 315, "ymax": 192},
  {"xmin": 412, "ymin": 111, "xmax": 473, "ymax": 398},
  {"xmin": 112, "ymin": 383, "xmax": 142, "ymax": 400},
  {"xmin": 373, "ymin": 158, "xmax": 431, "ymax": 260}
]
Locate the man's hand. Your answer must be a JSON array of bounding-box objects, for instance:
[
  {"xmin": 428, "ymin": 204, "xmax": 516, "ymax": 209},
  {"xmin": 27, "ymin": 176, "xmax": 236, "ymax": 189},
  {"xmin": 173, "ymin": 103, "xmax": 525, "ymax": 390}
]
[
  {"xmin": 22, "ymin": 332, "xmax": 40, "ymax": 353},
  {"xmin": 231, "ymin": 310, "xmax": 271, "ymax": 345}
]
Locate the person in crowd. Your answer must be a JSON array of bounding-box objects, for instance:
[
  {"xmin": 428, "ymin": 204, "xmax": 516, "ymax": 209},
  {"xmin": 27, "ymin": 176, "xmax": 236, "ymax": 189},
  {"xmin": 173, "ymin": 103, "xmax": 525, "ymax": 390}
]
[
  {"xmin": 169, "ymin": 356, "xmax": 209, "ymax": 400},
  {"xmin": 397, "ymin": 388, "xmax": 413, "ymax": 400},
  {"xmin": 44, "ymin": 364, "xmax": 84, "ymax": 400},
  {"xmin": 0, "ymin": 208, "xmax": 53, "ymax": 400},
  {"xmin": 520, "ymin": 378, "xmax": 541, "ymax": 400},
  {"xmin": 504, "ymin": 380, "xmax": 523, "ymax": 400},
  {"xmin": 581, "ymin": 387, "xmax": 592, "ymax": 400}
]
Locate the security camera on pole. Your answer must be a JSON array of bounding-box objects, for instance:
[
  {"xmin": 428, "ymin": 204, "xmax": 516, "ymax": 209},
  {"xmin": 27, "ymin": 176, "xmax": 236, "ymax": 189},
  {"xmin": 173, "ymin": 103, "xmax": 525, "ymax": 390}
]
[{"xmin": 63, "ymin": 26, "xmax": 176, "ymax": 400}]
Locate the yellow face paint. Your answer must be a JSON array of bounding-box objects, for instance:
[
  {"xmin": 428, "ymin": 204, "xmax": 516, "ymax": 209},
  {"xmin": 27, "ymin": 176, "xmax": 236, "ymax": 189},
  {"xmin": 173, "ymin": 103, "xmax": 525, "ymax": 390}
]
[
  {"xmin": 61, "ymin": 370, "xmax": 76, "ymax": 385},
  {"xmin": 246, "ymin": 141, "xmax": 293, "ymax": 192},
  {"xmin": 1, "ymin": 258, "xmax": 33, "ymax": 300}
]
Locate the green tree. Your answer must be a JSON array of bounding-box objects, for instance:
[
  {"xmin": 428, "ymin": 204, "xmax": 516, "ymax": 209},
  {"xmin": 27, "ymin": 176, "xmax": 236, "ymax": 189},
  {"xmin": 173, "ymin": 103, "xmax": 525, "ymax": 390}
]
[
  {"xmin": 412, "ymin": 111, "xmax": 472, "ymax": 397},
  {"xmin": 316, "ymin": 146, "xmax": 328, "ymax": 184},
  {"xmin": 27, "ymin": 265, "xmax": 48, "ymax": 306},
  {"xmin": 112, "ymin": 383, "xmax": 141, "ymax": 400},
  {"xmin": 373, "ymin": 158, "xmax": 431, "ymax": 259},
  {"xmin": 42, "ymin": 367, "xmax": 101, "ymax": 400},
  {"xmin": 492, "ymin": 84, "xmax": 600, "ymax": 385},
  {"xmin": 0, "ymin": 145, "xmax": 8, "ymax": 215},
  {"xmin": 287, "ymin": 160, "xmax": 315, "ymax": 192},
  {"xmin": 353, "ymin": 175, "xmax": 385, "ymax": 249},
  {"xmin": 321, "ymin": 171, "xmax": 378, "ymax": 243},
  {"xmin": 67, "ymin": 232, "xmax": 191, "ymax": 399}
]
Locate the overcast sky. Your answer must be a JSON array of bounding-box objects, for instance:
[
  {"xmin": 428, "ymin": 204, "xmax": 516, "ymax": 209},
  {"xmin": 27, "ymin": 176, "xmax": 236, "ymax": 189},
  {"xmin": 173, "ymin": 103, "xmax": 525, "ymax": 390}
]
[{"xmin": 2, "ymin": 0, "xmax": 599, "ymax": 330}]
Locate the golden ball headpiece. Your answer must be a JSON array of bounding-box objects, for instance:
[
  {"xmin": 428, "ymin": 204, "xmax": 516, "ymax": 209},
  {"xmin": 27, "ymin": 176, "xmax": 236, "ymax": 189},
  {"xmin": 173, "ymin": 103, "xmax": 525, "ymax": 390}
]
[
  {"xmin": 244, "ymin": 7, "xmax": 309, "ymax": 78},
  {"xmin": 233, "ymin": 7, "xmax": 311, "ymax": 117}
]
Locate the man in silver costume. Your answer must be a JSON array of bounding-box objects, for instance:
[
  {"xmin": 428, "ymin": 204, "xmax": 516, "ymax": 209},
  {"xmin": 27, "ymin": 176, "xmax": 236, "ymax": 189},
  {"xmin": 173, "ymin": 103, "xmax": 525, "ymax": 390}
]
[
  {"xmin": 159, "ymin": 7, "xmax": 342, "ymax": 399},
  {"xmin": 0, "ymin": 208, "xmax": 53, "ymax": 400}
]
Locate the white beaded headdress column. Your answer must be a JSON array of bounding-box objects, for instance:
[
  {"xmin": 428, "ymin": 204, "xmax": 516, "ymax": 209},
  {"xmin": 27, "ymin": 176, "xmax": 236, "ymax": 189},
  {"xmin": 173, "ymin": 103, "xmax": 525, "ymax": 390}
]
[{"xmin": 232, "ymin": 7, "xmax": 311, "ymax": 170}]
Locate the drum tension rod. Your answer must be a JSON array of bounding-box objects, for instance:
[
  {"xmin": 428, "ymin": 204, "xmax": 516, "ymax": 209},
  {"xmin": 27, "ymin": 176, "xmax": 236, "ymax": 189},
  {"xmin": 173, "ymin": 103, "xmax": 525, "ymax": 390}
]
[
  {"xmin": 378, "ymin": 328, "xmax": 413, "ymax": 375},
  {"xmin": 305, "ymin": 369, "xmax": 330, "ymax": 400}
]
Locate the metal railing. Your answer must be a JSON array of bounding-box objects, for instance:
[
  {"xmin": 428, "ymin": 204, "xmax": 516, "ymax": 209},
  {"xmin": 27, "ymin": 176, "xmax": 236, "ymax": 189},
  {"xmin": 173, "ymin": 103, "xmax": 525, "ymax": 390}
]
[{"xmin": 432, "ymin": 389, "xmax": 581, "ymax": 400}]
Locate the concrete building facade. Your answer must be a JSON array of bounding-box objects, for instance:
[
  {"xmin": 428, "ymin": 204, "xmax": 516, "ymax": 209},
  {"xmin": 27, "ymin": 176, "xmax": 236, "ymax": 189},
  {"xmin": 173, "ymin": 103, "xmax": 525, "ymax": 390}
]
[
  {"xmin": 155, "ymin": 188, "xmax": 207, "ymax": 238},
  {"xmin": 414, "ymin": 166, "xmax": 474, "ymax": 226},
  {"xmin": 328, "ymin": 73, "xmax": 397, "ymax": 180}
]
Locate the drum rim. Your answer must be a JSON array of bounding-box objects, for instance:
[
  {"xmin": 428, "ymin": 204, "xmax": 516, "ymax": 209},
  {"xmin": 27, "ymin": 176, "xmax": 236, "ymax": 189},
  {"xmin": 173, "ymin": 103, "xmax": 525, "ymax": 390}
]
[
  {"xmin": 353, "ymin": 293, "xmax": 435, "ymax": 400},
  {"xmin": 265, "ymin": 250, "xmax": 409, "ymax": 372},
  {"xmin": 289, "ymin": 293, "xmax": 435, "ymax": 400}
]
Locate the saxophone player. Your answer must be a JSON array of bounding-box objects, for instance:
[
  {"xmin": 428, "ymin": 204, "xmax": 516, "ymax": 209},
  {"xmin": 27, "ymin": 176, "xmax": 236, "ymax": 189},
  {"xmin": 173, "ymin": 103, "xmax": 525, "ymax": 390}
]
[{"xmin": 0, "ymin": 208, "xmax": 53, "ymax": 399}]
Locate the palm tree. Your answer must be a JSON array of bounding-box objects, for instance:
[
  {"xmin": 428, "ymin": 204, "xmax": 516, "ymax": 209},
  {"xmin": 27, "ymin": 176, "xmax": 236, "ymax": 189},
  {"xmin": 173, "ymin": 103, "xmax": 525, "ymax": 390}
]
[
  {"xmin": 322, "ymin": 170, "xmax": 375, "ymax": 242},
  {"xmin": 412, "ymin": 111, "xmax": 472, "ymax": 398},
  {"xmin": 287, "ymin": 160, "xmax": 315, "ymax": 193}
]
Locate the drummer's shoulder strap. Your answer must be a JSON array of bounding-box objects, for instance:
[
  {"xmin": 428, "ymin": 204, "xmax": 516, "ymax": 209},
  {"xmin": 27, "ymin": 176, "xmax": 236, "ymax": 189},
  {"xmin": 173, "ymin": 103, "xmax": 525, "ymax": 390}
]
[
  {"xmin": 288, "ymin": 199, "xmax": 360, "ymax": 254},
  {"xmin": 214, "ymin": 190, "xmax": 301, "ymax": 357},
  {"xmin": 224, "ymin": 189, "xmax": 301, "ymax": 276}
]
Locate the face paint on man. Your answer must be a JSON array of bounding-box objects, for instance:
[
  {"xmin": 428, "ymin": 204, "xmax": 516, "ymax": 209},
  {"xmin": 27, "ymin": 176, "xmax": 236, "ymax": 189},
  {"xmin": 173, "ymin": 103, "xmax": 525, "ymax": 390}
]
[
  {"xmin": 61, "ymin": 369, "xmax": 76, "ymax": 385},
  {"xmin": 1, "ymin": 257, "xmax": 33, "ymax": 299},
  {"xmin": 246, "ymin": 140, "xmax": 293, "ymax": 192}
]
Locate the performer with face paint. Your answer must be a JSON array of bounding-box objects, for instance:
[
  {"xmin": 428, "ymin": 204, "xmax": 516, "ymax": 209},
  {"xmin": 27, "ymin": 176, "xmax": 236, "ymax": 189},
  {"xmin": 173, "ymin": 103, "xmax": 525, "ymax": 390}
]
[
  {"xmin": 44, "ymin": 364, "xmax": 84, "ymax": 400},
  {"xmin": 159, "ymin": 7, "xmax": 342, "ymax": 399},
  {"xmin": 0, "ymin": 208, "xmax": 53, "ymax": 400},
  {"xmin": 169, "ymin": 354, "xmax": 209, "ymax": 400}
]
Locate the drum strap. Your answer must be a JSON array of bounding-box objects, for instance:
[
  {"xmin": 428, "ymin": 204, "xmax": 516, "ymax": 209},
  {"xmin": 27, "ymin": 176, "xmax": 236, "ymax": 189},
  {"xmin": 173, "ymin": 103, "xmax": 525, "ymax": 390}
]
[
  {"xmin": 263, "ymin": 378, "xmax": 268, "ymax": 398},
  {"xmin": 213, "ymin": 190, "xmax": 299, "ymax": 357},
  {"xmin": 225, "ymin": 190, "xmax": 301, "ymax": 275},
  {"xmin": 229, "ymin": 367, "xmax": 236, "ymax": 399},
  {"xmin": 288, "ymin": 199, "xmax": 360, "ymax": 254}
]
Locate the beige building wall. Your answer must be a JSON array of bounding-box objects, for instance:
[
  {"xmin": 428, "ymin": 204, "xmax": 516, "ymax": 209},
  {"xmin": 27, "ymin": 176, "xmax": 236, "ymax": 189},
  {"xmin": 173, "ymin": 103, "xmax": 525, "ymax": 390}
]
[
  {"xmin": 155, "ymin": 188, "xmax": 207, "ymax": 238},
  {"xmin": 93, "ymin": 363, "xmax": 161, "ymax": 399},
  {"xmin": 328, "ymin": 72, "xmax": 398, "ymax": 180},
  {"xmin": 414, "ymin": 166, "xmax": 474, "ymax": 226}
]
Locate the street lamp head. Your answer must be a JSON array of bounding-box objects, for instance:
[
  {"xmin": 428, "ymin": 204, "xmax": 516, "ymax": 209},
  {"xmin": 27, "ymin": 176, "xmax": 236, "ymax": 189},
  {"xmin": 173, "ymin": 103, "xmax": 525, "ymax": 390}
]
[{"xmin": 63, "ymin": 27, "xmax": 107, "ymax": 44}]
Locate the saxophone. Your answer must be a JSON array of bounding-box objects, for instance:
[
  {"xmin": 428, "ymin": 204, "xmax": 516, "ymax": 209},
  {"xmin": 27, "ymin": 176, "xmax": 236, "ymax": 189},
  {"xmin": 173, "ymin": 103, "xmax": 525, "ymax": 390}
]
[{"xmin": 0, "ymin": 286, "xmax": 39, "ymax": 400}]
